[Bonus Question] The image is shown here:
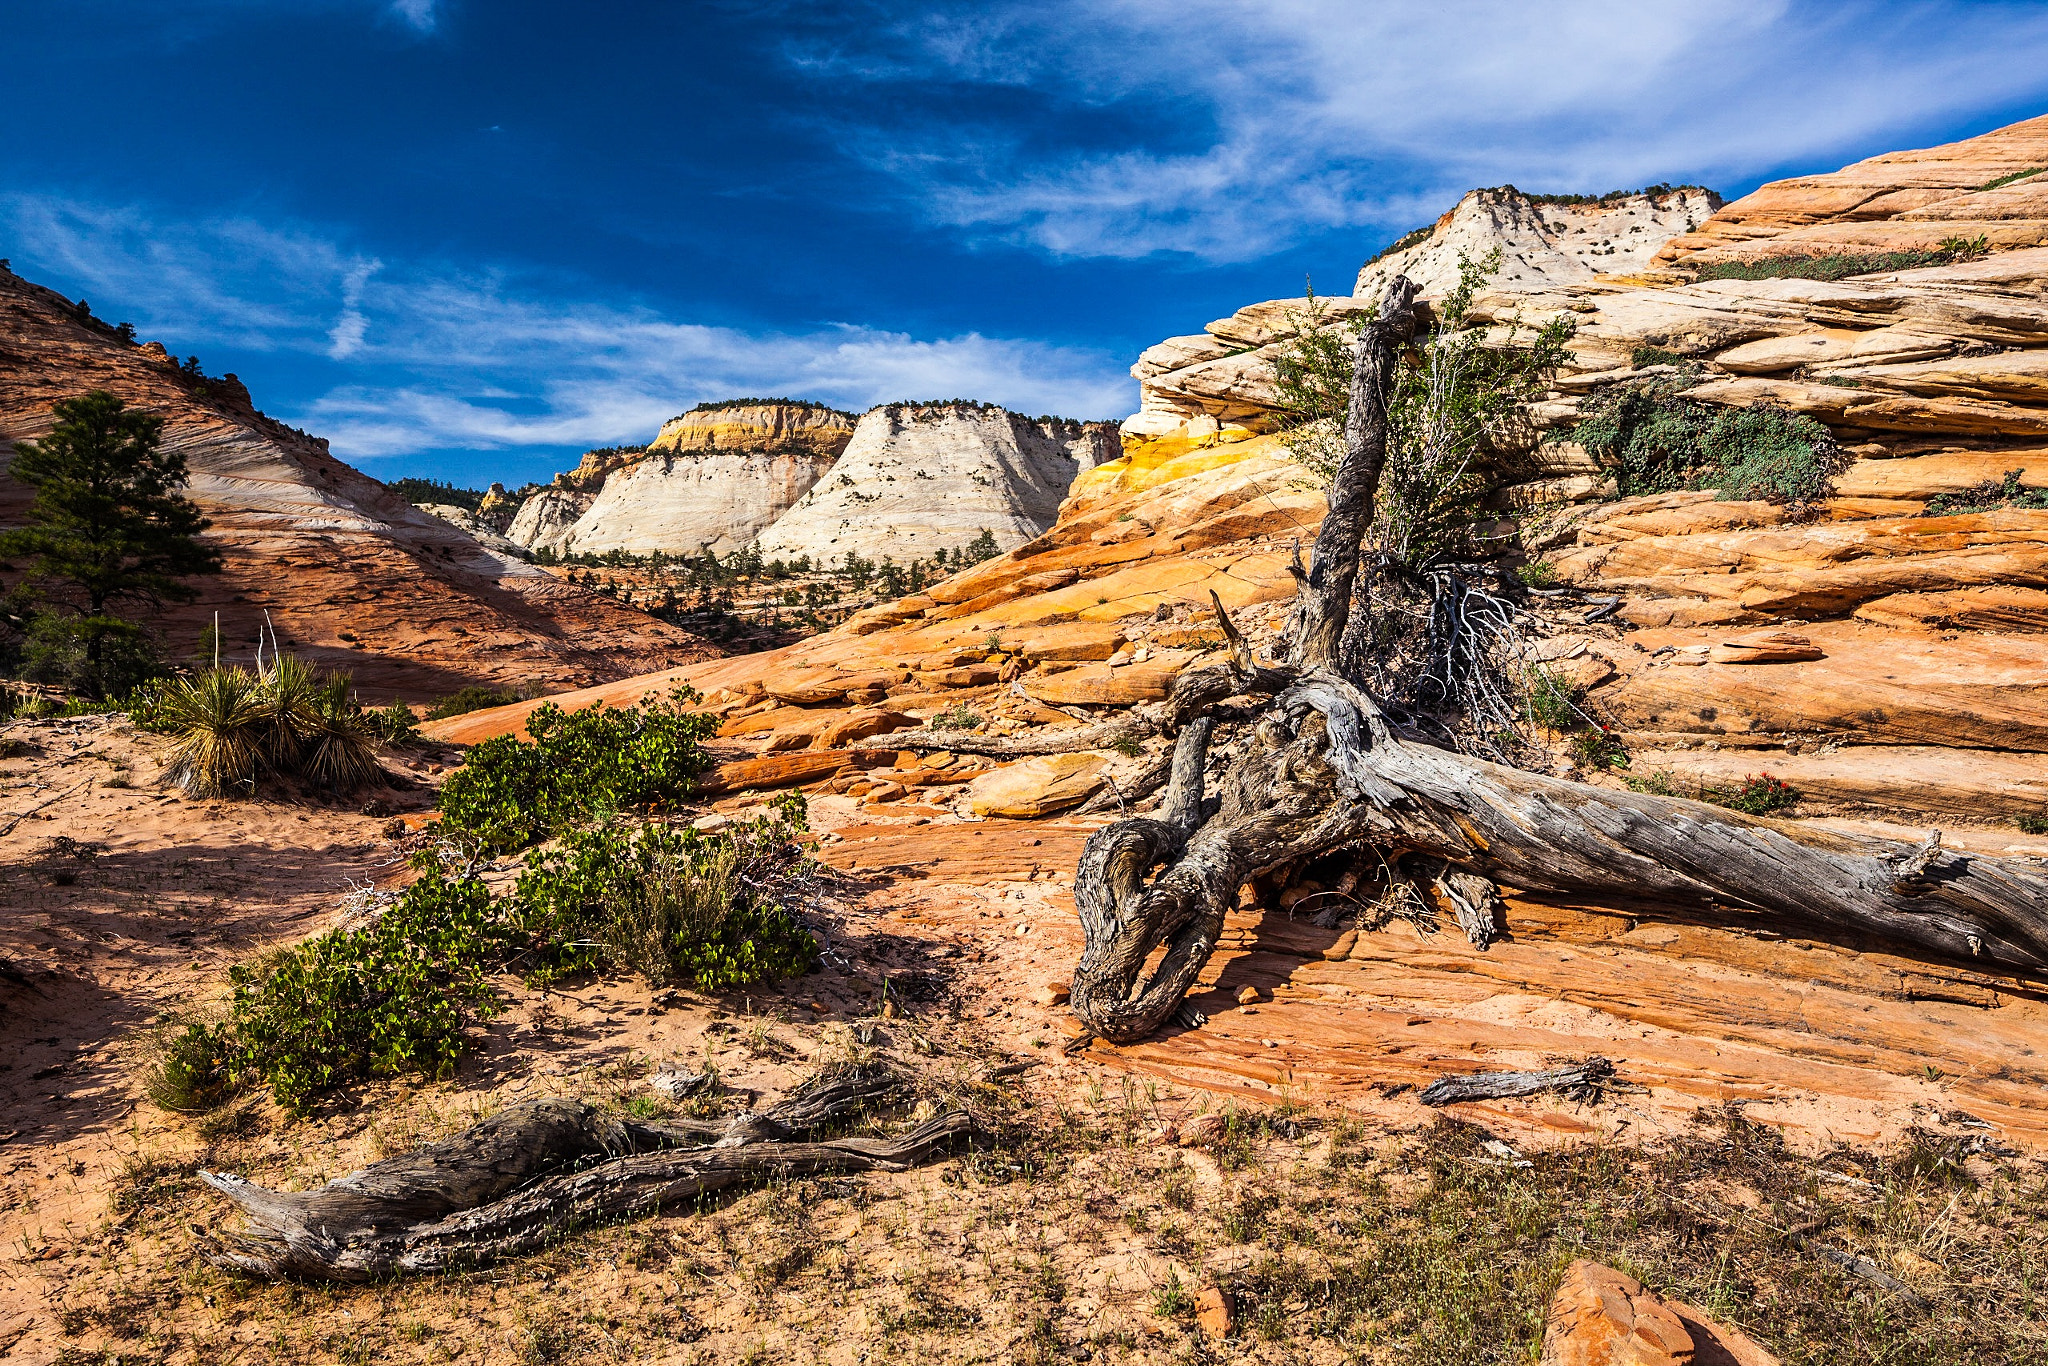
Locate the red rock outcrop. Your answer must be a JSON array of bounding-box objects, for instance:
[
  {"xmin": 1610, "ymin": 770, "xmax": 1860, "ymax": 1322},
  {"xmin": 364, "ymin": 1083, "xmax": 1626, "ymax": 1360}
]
[{"xmin": 0, "ymin": 265, "xmax": 714, "ymax": 700}]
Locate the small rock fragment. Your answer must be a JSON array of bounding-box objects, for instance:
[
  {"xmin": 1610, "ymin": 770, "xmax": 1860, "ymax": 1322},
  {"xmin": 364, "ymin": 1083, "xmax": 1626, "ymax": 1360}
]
[
  {"xmin": 1235, "ymin": 985, "xmax": 1264, "ymax": 1005},
  {"xmin": 1195, "ymin": 1284, "xmax": 1236, "ymax": 1339}
]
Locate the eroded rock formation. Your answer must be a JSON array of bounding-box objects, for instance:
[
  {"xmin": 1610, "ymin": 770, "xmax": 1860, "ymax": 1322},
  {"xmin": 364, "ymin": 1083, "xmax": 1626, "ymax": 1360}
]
[
  {"xmin": 0, "ymin": 265, "xmax": 713, "ymax": 699},
  {"xmin": 753, "ymin": 403, "xmax": 1120, "ymax": 564},
  {"xmin": 508, "ymin": 402, "xmax": 856, "ymax": 557}
]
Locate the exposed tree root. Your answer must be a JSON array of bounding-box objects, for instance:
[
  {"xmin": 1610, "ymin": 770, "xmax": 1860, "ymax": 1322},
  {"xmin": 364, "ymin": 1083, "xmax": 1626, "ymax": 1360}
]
[
  {"xmin": 196, "ymin": 1071, "xmax": 969, "ymax": 1281},
  {"xmin": 1063, "ymin": 274, "xmax": 2048, "ymax": 1044}
]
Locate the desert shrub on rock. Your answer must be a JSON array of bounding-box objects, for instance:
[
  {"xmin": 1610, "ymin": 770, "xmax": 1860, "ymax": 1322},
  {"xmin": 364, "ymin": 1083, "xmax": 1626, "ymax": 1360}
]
[
  {"xmin": 511, "ymin": 801, "xmax": 817, "ymax": 991},
  {"xmin": 437, "ymin": 687, "xmax": 716, "ymax": 851},
  {"xmin": 424, "ymin": 684, "xmax": 521, "ymax": 721}
]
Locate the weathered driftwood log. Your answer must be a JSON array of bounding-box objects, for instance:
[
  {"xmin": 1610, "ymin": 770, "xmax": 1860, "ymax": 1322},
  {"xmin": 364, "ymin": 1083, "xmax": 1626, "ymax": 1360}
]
[
  {"xmin": 1061, "ymin": 273, "xmax": 2048, "ymax": 1044},
  {"xmin": 197, "ymin": 1072, "xmax": 968, "ymax": 1280},
  {"xmin": 1419, "ymin": 1057, "xmax": 1616, "ymax": 1107}
]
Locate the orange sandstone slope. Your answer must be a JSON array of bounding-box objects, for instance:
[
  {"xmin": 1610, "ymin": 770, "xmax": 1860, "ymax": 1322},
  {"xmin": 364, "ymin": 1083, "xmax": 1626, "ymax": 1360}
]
[{"xmin": 0, "ymin": 265, "xmax": 715, "ymax": 699}]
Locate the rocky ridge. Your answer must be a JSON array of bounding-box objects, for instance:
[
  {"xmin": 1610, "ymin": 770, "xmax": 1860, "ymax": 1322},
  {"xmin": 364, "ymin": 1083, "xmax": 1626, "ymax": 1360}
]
[
  {"xmin": 751, "ymin": 403, "xmax": 1121, "ymax": 564},
  {"xmin": 0, "ymin": 265, "xmax": 713, "ymax": 699}
]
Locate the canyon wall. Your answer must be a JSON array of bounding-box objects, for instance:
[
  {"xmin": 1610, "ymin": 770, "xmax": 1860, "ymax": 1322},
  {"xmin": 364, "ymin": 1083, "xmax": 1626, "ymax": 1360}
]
[
  {"xmin": 508, "ymin": 401, "xmax": 855, "ymax": 556},
  {"xmin": 752, "ymin": 403, "xmax": 1121, "ymax": 565}
]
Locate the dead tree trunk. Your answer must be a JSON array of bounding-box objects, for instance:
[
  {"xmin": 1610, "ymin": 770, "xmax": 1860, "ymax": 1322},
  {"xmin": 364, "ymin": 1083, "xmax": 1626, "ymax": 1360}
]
[
  {"xmin": 197, "ymin": 1071, "xmax": 968, "ymax": 1281},
  {"xmin": 1065, "ymin": 274, "xmax": 2048, "ymax": 1044}
]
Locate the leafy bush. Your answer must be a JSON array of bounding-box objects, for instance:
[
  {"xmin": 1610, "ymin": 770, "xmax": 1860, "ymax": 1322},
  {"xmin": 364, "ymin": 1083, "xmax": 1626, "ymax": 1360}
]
[
  {"xmin": 1570, "ymin": 727, "xmax": 1627, "ymax": 770},
  {"xmin": 1571, "ymin": 378, "xmax": 1846, "ymax": 507},
  {"xmin": 228, "ymin": 860, "xmax": 503, "ymax": 1111},
  {"xmin": 1691, "ymin": 236, "xmax": 1988, "ymax": 282},
  {"xmin": 2015, "ymin": 812, "xmax": 2048, "ymax": 836},
  {"xmin": 424, "ymin": 684, "xmax": 521, "ymax": 721},
  {"xmin": 1924, "ymin": 468, "xmax": 2048, "ymax": 517},
  {"xmin": 512, "ymin": 811, "xmax": 817, "ymax": 992},
  {"xmin": 930, "ymin": 702, "xmax": 983, "ymax": 731},
  {"xmin": 1628, "ymin": 345, "xmax": 1691, "ymax": 369},
  {"xmin": 437, "ymin": 688, "xmax": 716, "ymax": 851},
  {"xmin": 1524, "ymin": 666, "xmax": 1580, "ymax": 731}
]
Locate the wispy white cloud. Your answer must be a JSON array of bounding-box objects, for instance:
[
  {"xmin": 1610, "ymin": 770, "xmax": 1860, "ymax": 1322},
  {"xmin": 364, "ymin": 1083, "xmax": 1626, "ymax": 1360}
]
[
  {"xmin": 387, "ymin": 0, "xmax": 437, "ymax": 33},
  {"xmin": 3, "ymin": 194, "xmax": 1134, "ymax": 457},
  {"xmin": 804, "ymin": 0, "xmax": 2048, "ymax": 261}
]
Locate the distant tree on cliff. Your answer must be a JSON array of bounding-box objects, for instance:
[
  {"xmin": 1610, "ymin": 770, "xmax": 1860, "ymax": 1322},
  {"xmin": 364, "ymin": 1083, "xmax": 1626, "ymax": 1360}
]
[
  {"xmin": 964, "ymin": 529, "xmax": 1000, "ymax": 564},
  {"xmin": 1, "ymin": 390, "xmax": 222, "ymax": 696}
]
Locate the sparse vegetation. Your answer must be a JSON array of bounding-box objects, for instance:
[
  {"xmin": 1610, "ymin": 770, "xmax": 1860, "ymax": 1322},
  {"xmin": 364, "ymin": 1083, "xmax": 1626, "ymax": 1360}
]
[
  {"xmin": 930, "ymin": 702, "xmax": 983, "ymax": 731},
  {"xmin": 1978, "ymin": 167, "xmax": 2045, "ymax": 192},
  {"xmin": 1628, "ymin": 344, "xmax": 1692, "ymax": 369},
  {"xmin": 384, "ymin": 477, "xmax": 490, "ymax": 513},
  {"xmin": 1925, "ymin": 468, "xmax": 2048, "ymax": 517},
  {"xmin": 1627, "ymin": 769, "xmax": 1800, "ymax": 814},
  {"xmin": 423, "ymin": 684, "xmax": 522, "ymax": 721},
  {"xmin": 1570, "ymin": 372, "xmax": 1847, "ymax": 507},
  {"xmin": 1690, "ymin": 235, "xmax": 1989, "ymax": 282},
  {"xmin": 155, "ymin": 659, "xmax": 386, "ymax": 798},
  {"xmin": 511, "ymin": 805, "xmax": 818, "ymax": 992}
]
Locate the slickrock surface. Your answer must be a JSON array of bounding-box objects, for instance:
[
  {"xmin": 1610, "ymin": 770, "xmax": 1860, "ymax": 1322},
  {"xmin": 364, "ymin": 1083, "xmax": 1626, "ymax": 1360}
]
[
  {"xmin": 0, "ymin": 266, "xmax": 713, "ymax": 699},
  {"xmin": 1655, "ymin": 112, "xmax": 2048, "ymax": 269},
  {"xmin": 754, "ymin": 403, "xmax": 1121, "ymax": 563},
  {"xmin": 426, "ymin": 421, "xmax": 2048, "ymax": 1154},
  {"xmin": 507, "ymin": 401, "xmax": 856, "ymax": 556},
  {"xmin": 415, "ymin": 502, "xmax": 524, "ymax": 556}
]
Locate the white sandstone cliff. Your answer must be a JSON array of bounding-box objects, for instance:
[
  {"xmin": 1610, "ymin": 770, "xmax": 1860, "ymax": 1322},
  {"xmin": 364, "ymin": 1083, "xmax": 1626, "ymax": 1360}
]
[{"xmin": 753, "ymin": 404, "xmax": 1121, "ymax": 564}]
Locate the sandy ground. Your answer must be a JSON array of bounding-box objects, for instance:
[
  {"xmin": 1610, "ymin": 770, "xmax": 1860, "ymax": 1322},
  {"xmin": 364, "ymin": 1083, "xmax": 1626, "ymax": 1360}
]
[{"xmin": 1, "ymin": 715, "xmax": 2043, "ymax": 1363}]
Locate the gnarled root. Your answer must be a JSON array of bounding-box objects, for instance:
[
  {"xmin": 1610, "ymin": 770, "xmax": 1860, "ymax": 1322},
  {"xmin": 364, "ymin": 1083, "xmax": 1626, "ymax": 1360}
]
[{"xmin": 196, "ymin": 1070, "xmax": 969, "ymax": 1281}]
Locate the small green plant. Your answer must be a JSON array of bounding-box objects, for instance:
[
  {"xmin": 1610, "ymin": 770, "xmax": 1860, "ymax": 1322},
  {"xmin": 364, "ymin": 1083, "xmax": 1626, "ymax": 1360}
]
[
  {"xmin": 930, "ymin": 702, "xmax": 983, "ymax": 731},
  {"xmin": 142, "ymin": 1017, "xmax": 238, "ymax": 1112},
  {"xmin": 1524, "ymin": 666, "xmax": 1580, "ymax": 731},
  {"xmin": 1691, "ymin": 236, "xmax": 1988, "ymax": 282},
  {"xmin": 424, "ymin": 685, "xmax": 521, "ymax": 721},
  {"xmin": 1629, "ymin": 345, "xmax": 1690, "ymax": 369},
  {"xmin": 983, "ymin": 631, "xmax": 1003, "ymax": 652},
  {"xmin": 228, "ymin": 858, "xmax": 503, "ymax": 1111},
  {"xmin": 436, "ymin": 688, "xmax": 715, "ymax": 851},
  {"xmin": 1110, "ymin": 734, "xmax": 1145, "ymax": 758},
  {"xmin": 1515, "ymin": 560, "xmax": 1560, "ymax": 588},
  {"xmin": 367, "ymin": 700, "xmax": 421, "ymax": 745},
  {"xmin": 1979, "ymin": 167, "xmax": 2046, "ymax": 192},
  {"xmin": 1625, "ymin": 769, "xmax": 1797, "ymax": 814},
  {"xmin": 1570, "ymin": 726, "xmax": 1627, "ymax": 770},
  {"xmin": 155, "ymin": 660, "xmax": 387, "ymax": 797},
  {"xmin": 1925, "ymin": 468, "xmax": 2048, "ymax": 516},
  {"xmin": 2014, "ymin": 812, "xmax": 2048, "ymax": 835},
  {"xmin": 1151, "ymin": 1270, "xmax": 1194, "ymax": 1318}
]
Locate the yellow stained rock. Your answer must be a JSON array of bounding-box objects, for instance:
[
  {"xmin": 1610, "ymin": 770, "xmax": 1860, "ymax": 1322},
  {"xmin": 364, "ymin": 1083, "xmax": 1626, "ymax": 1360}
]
[{"xmin": 966, "ymin": 754, "xmax": 1108, "ymax": 818}]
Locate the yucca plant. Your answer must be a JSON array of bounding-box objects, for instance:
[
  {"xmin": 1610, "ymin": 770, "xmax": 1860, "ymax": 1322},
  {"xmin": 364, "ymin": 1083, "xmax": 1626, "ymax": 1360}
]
[
  {"xmin": 299, "ymin": 672, "xmax": 383, "ymax": 792},
  {"xmin": 258, "ymin": 653, "xmax": 321, "ymax": 772},
  {"xmin": 159, "ymin": 667, "xmax": 270, "ymax": 797}
]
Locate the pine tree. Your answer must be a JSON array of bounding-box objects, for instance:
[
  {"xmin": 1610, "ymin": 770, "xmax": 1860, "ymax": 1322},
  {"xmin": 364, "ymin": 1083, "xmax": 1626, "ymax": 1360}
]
[{"xmin": 1, "ymin": 390, "xmax": 221, "ymax": 695}]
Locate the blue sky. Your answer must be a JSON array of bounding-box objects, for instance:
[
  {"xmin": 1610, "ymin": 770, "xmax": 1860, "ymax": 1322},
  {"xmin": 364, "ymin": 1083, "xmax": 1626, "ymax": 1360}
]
[{"xmin": 7, "ymin": 1, "xmax": 2048, "ymax": 489}]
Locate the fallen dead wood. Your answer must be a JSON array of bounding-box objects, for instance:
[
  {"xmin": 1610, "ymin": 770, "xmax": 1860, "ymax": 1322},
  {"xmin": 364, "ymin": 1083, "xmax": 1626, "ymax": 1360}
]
[
  {"xmin": 1060, "ymin": 272, "xmax": 2048, "ymax": 1045},
  {"xmin": 1419, "ymin": 1057, "xmax": 1617, "ymax": 1107},
  {"xmin": 196, "ymin": 1071, "xmax": 969, "ymax": 1281}
]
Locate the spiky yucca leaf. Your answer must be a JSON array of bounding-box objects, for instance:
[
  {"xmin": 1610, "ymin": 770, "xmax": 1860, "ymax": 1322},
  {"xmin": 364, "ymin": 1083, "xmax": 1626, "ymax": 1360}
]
[
  {"xmin": 259, "ymin": 654, "xmax": 321, "ymax": 772},
  {"xmin": 299, "ymin": 673, "xmax": 384, "ymax": 792},
  {"xmin": 160, "ymin": 667, "xmax": 269, "ymax": 797}
]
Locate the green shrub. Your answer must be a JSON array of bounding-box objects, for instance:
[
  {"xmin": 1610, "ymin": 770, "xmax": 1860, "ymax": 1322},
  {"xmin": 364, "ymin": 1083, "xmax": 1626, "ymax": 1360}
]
[
  {"xmin": 1572, "ymin": 379, "xmax": 1845, "ymax": 507},
  {"xmin": 143, "ymin": 1018, "xmax": 238, "ymax": 1112},
  {"xmin": 1691, "ymin": 236, "xmax": 1988, "ymax": 282},
  {"xmin": 2015, "ymin": 812, "xmax": 2048, "ymax": 835},
  {"xmin": 424, "ymin": 685, "xmax": 521, "ymax": 721},
  {"xmin": 298, "ymin": 674, "xmax": 383, "ymax": 791},
  {"xmin": 1626, "ymin": 769, "xmax": 1798, "ymax": 814},
  {"xmin": 437, "ymin": 688, "xmax": 716, "ymax": 851},
  {"xmin": 511, "ymin": 809, "xmax": 816, "ymax": 992},
  {"xmin": 1515, "ymin": 560, "xmax": 1559, "ymax": 588},
  {"xmin": 1570, "ymin": 727, "xmax": 1627, "ymax": 770},
  {"xmin": 930, "ymin": 702, "xmax": 982, "ymax": 731},
  {"xmin": 367, "ymin": 700, "xmax": 421, "ymax": 745},
  {"xmin": 1979, "ymin": 167, "xmax": 2045, "ymax": 192},
  {"xmin": 1924, "ymin": 468, "xmax": 2048, "ymax": 517},
  {"xmin": 228, "ymin": 860, "xmax": 503, "ymax": 1112},
  {"xmin": 1524, "ymin": 666, "xmax": 1580, "ymax": 731},
  {"xmin": 1628, "ymin": 345, "xmax": 1690, "ymax": 369}
]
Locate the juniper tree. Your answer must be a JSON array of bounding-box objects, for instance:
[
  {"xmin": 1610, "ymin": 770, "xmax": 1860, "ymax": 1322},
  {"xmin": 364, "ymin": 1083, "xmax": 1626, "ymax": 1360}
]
[{"xmin": 1, "ymin": 390, "xmax": 221, "ymax": 695}]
